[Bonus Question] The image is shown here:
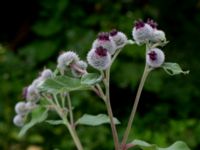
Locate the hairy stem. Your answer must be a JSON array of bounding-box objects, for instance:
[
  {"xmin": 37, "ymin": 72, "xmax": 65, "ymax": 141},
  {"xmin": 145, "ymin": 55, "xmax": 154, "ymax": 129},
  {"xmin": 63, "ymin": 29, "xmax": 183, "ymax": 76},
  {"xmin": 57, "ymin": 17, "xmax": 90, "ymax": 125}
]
[
  {"xmin": 63, "ymin": 117, "xmax": 83, "ymax": 150},
  {"xmin": 104, "ymin": 68, "xmax": 120, "ymax": 150},
  {"xmin": 66, "ymin": 92, "xmax": 74, "ymax": 126},
  {"xmin": 121, "ymin": 64, "xmax": 151, "ymax": 147}
]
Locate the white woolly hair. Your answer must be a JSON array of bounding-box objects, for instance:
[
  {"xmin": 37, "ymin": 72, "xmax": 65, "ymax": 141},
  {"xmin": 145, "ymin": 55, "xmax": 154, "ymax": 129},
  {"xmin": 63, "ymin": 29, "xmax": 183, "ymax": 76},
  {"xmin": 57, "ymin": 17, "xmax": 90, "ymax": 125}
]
[
  {"xmin": 87, "ymin": 48, "xmax": 111, "ymax": 70},
  {"xmin": 92, "ymin": 38, "xmax": 116, "ymax": 55},
  {"xmin": 132, "ymin": 23, "xmax": 153, "ymax": 44},
  {"xmin": 110, "ymin": 31, "xmax": 128, "ymax": 49},
  {"xmin": 15, "ymin": 101, "xmax": 29, "ymax": 115},
  {"xmin": 150, "ymin": 30, "xmax": 166, "ymax": 43},
  {"xmin": 146, "ymin": 48, "xmax": 165, "ymax": 68}
]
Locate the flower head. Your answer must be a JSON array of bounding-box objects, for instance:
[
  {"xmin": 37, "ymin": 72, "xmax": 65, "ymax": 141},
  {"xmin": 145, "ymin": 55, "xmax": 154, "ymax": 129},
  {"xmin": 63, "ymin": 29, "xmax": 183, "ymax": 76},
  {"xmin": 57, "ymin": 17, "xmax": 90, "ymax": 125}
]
[
  {"xmin": 132, "ymin": 19, "xmax": 153, "ymax": 44},
  {"xmin": 109, "ymin": 29, "xmax": 128, "ymax": 49},
  {"xmin": 40, "ymin": 69, "xmax": 53, "ymax": 79},
  {"xmin": 13, "ymin": 114, "xmax": 25, "ymax": 127},
  {"xmin": 87, "ymin": 46, "xmax": 111, "ymax": 70},
  {"xmin": 15, "ymin": 101, "xmax": 29, "ymax": 115},
  {"xmin": 71, "ymin": 60, "xmax": 88, "ymax": 77},
  {"xmin": 146, "ymin": 48, "xmax": 165, "ymax": 68},
  {"xmin": 92, "ymin": 32, "xmax": 116, "ymax": 55},
  {"xmin": 57, "ymin": 51, "xmax": 79, "ymax": 73}
]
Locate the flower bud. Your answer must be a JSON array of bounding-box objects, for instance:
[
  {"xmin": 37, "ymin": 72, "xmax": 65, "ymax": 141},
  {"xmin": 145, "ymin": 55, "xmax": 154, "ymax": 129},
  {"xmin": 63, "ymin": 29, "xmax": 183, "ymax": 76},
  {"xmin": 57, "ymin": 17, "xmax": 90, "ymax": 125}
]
[
  {"xmin": 15, "ymin": 101, "xmax": 29, "ymax": 115},
  {"xmin": 57, "ymin": 51, "xmax": 79, "ymax": 72},
  {"xmin": 132, "ymin": 20, "xmax": 153, "ymax": 44},
  {"xmin": 92, "ymin": 32, "xmax": 116, "ymax": 55},
  {"xmin": 109, "ymin": 29, "xmax": 128, "ymax": 49},
  {"xmin": 25, "ymin": 101, "xmax": 37, "ymax": 110},
  {"xmin": 40, "ymin": 69, "xmax": 53, "ymax": 79},
  {"xmin": 146, "ymin": 48, "xmax": 165, "ymax": 68},
  {"xmin": 150, "ymin": 30, "xmax": 166, "ymax": 43},
  {"xmin": 71, "ymin": 60, "xmax": 88, "ymax": 77},
  {"xmin": 26, "ymin": 84, "xmax": 40, "ymax": 102},
  {"xmin": 87, "ymin": 46, "xmax": 111, "ymax": 70},
  {"xmin": 13, "ymin": 114, "xmax": 25, "ymax": 127}
]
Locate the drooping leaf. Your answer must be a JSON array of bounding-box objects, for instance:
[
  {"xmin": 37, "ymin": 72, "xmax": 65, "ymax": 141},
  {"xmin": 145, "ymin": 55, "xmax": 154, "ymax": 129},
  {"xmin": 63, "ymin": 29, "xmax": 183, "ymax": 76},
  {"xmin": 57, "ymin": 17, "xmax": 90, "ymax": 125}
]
[
  {"xmin": 38, "ymin": 75, "xmax": 89, "ymax": 94},
  {"xmin": 19, "ymin": 106, "xmax": 48, "ymax": 137},
  {"xmin": 46, "ymin": 120, "xmax": 64, "ymax": 125},
  {"xmin": 162, "ymin": 62, "xmax": 189, "ymax": 75},
  {"xmin": 81, "ymin": 73, "xmax": 102, "ymax": 85},
  {"xmin": 76, "ymin": 114, "xmax": 120, "ymax": 126},
  {"xmin": 131, "ymin": 139, "xmax": 190, "ymax": 150}
]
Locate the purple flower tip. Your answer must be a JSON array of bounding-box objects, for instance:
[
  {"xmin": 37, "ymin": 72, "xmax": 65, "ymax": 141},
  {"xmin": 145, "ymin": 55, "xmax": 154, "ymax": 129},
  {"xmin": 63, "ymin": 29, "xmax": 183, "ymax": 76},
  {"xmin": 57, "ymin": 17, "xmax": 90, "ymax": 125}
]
[
  {"xmin": 95, "ymin": 46, "xmax": 107, "ymax": 57},
  {"xmin": 134, "ymin": 20, "xmax": 145, "ymax": 29},
  {"xmin": 148, "ymin": 51, "xmax": 157, "ymax": 61},
  {"xmin": 110, "ymin": 29, "xmax": 118, "ymax": 36},
  {"xmin": 98, "ymin": 32, "xmax": 110, "ymax": 41},
  {"xmin": 147, "ymin": 18, "xmax": 158, "ymax": 29}
]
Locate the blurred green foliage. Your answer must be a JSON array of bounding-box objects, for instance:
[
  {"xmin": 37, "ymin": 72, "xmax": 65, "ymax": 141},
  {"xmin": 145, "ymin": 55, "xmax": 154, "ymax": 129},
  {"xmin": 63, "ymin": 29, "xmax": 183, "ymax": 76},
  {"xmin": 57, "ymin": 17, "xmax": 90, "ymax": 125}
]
[{"xmin": 0, "ymin": 0, "xmax": 200, "ymax": 149}]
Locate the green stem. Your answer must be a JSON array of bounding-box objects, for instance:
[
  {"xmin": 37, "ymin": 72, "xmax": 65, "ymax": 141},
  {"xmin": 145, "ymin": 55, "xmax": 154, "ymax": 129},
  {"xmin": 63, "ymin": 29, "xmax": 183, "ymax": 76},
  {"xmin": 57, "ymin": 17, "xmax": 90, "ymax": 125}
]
[
  {"xmin": 66, "ymin": 92, "xmax": 74, "ymax": 126},
  {"xmin": 104, "ymin": 68, "xmax": 120, "ymax": 150},
  {"xmin": 62, "ymin": 117, "xmax": 83, "ymax": 150},
  {"xmin": 121, "ymin": 64, "xmax": 151, "ymax": 147}
]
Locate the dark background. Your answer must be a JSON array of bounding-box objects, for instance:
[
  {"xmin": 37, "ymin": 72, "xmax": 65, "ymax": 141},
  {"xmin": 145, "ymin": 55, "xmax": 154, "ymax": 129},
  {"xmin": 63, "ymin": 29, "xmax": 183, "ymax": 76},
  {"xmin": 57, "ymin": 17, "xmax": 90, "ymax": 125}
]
[{"xmin": 0, "ymin": 0, "xmax": 200, "ymax": 149}]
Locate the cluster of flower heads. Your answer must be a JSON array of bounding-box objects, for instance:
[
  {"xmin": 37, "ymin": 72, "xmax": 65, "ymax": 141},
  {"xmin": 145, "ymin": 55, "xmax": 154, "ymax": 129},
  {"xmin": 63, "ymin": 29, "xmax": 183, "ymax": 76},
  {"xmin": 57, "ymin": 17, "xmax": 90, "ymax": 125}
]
[
  {"xmin": 87, "ymin": 29, "xmax": 128, "ymax": 70},
  {"xmin": 132, "ymin": 19, "xmax": 166, "ymax": 68},
  {"xmin": 13, "ymin": 19, "xmax": 167, "ymax": 127},
  {"xmin": 13, "ymin": 69, "xmax": 53, "ymax": 127}
]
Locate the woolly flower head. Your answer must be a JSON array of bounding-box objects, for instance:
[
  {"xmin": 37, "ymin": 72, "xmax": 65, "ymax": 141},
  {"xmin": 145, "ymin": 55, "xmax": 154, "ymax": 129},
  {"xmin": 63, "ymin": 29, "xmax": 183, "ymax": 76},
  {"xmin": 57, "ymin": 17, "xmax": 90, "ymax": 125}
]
[
  {"xmin": 146, "ymin": 48, "xmax": 165, "ymax": 68},
  {"xmin": 87, "ymin": 46, "xmax": 111, "ymax": 70},
  {"xmin": 25, "ymin": 84, "xmax": 40, "ymax": 102},
  {"xmin": 40, "ymin": 69, "xmax": 53, "ymax": 79},
  {"xmin": 132, "ymin": 19, "xmax": 154, "ymax": 44},
  {"xmin": 15, "ymin": 101, "xmax": 29, "ymax": 115},
  {"xmin": 92, "ymin": 32, "xmax": 116, "ymax": 55},
  {"xmin": 71, "ymin": 60, "xmax": 88, "ymax": 77},
  {"xmin": 150, "ymin": 30, "xmax": 166, "ymax": 43},
  {"xmin": 13, "ymin": 114, "xmax": 25, "ymax": 127},
  {"xmin": 109, "ymin": 29, "xmax": 128, "ymax": 49},
  {"xmin": 57, "ymin": 51, "xmax": 79, "ymax": 72}
]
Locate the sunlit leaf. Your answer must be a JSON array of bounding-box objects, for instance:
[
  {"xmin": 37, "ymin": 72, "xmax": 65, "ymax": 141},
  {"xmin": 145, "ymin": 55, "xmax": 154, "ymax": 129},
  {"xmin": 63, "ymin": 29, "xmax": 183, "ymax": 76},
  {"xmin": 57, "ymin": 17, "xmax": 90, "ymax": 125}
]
[
  {"xmin": 162, "ymin": 62, "xmax": 189, "ymax": 75},
  {"xmin": 19, "ymin": 106, "xmax": 48, "ymax": 137},
  {"xmin": 76, "ymin": 114, "xmax": 120, "ymax": 126},
  {"xmin": 38, "ymin": 75, "xmax": 89, "ymax": 94},
  {"xmin": 81, "ymin": 73, "xmax": 102, "ymax": 85},
  {"xmin": 131, "ymin": 139, "xmax": 190, "ymax": 150}
]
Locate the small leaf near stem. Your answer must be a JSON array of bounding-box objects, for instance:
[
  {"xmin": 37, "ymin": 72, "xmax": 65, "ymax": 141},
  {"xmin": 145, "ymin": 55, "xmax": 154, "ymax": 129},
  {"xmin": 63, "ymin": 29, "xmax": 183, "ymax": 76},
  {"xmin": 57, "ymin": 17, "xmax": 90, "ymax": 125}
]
[{"xmin": 121, "ymin": 64, "xmax": 152, "ymax": 147}]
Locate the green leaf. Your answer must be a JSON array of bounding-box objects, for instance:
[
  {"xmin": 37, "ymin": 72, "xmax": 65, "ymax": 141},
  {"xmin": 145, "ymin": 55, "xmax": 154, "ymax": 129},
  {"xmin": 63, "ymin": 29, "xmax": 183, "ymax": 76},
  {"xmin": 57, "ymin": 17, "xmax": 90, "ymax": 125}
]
[
  {"xmin": 131, "ymin": 139, "xmax": 190, "ymax": 150},
  {"xmin": 46, "ymin": 120, "xmax": 64, "ymax": 125},
  {"xmin": 38, "ymin": 75, "xmax": 89, "ymax": 94},
  {"xmin": 162, "ymin": 62, "xmax": 189, "ymax": 75},
  {"xmin": 19, "ymin": 106, "xmax": 48, "ymax": 137},
  {"xmin": 81, "ymin": 73, "xmax": 102, "ymax": 85},
  {"xmin": 76, "ymin": 114, "xmax": 120, "ymax": 126}
]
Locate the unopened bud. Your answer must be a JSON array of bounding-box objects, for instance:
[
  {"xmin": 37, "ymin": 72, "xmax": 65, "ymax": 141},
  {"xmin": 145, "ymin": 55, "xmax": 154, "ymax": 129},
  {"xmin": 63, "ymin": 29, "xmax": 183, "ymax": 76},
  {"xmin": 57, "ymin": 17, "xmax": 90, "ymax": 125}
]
[
  {"xmin": 151, "ymin": 30, "xmax": 166, "ymax": 43},
  {"xmin": 71, "ymin": 60, "xmax": 88, "ymax": 77},
  {"xmin": 40, "ymin": 69, "xmax": 53, "ymax": 79},
  {"xmin": 13, "ymin": 115, "xmax": 25, "ymax": 127},
  {"xmin": 15, "ymin": 101, "xmax": 29, "ymax": 115}
]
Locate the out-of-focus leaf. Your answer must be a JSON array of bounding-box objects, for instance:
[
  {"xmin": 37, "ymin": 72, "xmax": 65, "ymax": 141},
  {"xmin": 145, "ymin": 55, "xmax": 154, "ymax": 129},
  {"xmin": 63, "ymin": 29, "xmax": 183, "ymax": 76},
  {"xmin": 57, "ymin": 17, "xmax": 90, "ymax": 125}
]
[
  {"xmin": 162, "ymin": 62, "xmax": 189, "ymax": 75},
  {"xmin": 46, "ymin": 120, "xmax": 64, "ymax": 125},
  {"xmin": 76, "ymin": 114, "xmax": 120, "ymax": 126},
  {"xmin": 131, "ymin": 139, "xmax": 190, "ymax": 150}
]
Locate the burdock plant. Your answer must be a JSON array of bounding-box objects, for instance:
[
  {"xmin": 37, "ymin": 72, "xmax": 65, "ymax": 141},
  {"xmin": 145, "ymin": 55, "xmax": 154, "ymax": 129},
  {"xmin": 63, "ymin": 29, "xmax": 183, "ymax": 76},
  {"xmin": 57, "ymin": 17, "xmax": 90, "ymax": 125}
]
[{"xmin": 14, "ymin": 19, "xmax": 190, "ymax": 150}]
